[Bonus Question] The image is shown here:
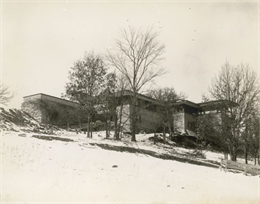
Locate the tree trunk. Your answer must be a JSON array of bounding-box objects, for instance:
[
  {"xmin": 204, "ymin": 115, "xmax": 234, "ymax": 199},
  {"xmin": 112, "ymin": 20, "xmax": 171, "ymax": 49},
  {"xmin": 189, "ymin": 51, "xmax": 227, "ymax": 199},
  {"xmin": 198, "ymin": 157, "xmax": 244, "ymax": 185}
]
[
  {"xmin": 105, "ymin": 120, "xmax": 109, "ymax": 139},
  {"xmin": 90, "ymin": 118, "xmax": 93, "ymax": 138},
  {"xmin": 230, "ymin": 150, "xmax": 237, "ymax": 161},
  {"xmin": 245, "ymin": 145, "xmax": 248, "ymax": 164},
  {"xmin": 116, "ymin": 91, "xmax": 125, "ymax": 140},
  {"xmin": 79, "ymin": 117, "xmax": 82, "ymax": 129},
  {"xmin": 90, "ymin": 127, "xmax": 92, "ymax": 138},
  {"xmin": 114, "ymin": 115, "xmax": 117, "ymax": 138},
  {"xmin": 231, "ymin": 154, "xmax": 237, "ymax": 161},
  {"xmin": 172, "ymin": 113, "xmax": 175, "ymax": 133},
  {"xmin": 229, "ymin": 145, "xmax": 237, "ymax": 161},
  {"xmin": 131, "ymin": 114, "xmax": 136, "ymax": 141},
  {"xmin": 114, "ymin": 114, "xmax": 119, "ymax": 140},
  {"xmin": 131, "ymin": 93, "xmax": 137, "ymax": 142},
  {"xmin": 167, "ymin": 121, "xmax": 172, "ymax": 136},
  {"xmin": 118, "ymin": 105, "xmax": 123, "ymax": 136},
  {"xmin": 108, "ymin": 120, "xmax": 111, "ymax": 137},
  {"xmin": 163, "ymin": 125, "xmax": 166, "ymax": 143},
  {"xmin": 87, "ymin": 116, "xmax": 90, "ymax": 138},
  {"xmin": 67, "ymin": 121, "xmax": 70, "ymax": 131},
  {"xmin": 244, "ymin": 124, "xmax": 249, "ymax": 164},
  {"xmin": 50, "ymin": 123, "xmax": 54, "ymax": 134}
]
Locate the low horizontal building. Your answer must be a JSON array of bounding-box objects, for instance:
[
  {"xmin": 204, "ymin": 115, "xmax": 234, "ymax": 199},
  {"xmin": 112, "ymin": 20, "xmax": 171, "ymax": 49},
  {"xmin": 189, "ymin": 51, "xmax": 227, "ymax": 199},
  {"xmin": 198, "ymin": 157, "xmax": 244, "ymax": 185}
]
[
  {"xmin": 172, "ymin": 99, "xmax": 237, "ymax": 136},
  {"xmin": 114, "ymin": 90, "xmax": 237, "ymax": 135},
  {"xmin": 22, "ymin": 91, "xmax": 237, "ymax": 135},
  {"xmin": 22, "ymin": 93, "xmax": 79, "ymax": 127}
]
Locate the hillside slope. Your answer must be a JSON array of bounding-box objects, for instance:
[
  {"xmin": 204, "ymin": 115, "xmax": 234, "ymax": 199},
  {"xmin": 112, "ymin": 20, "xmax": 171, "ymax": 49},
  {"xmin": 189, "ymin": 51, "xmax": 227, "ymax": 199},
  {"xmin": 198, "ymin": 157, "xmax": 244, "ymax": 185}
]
[
  {"xmin": 1, "ymin": 107, "xmax": 259, "ymax": 203},
  {"xmin": 1, "ymin": 131, "xmax": 259, "ymax": 203},
  {"xmin": 0, "ymin": 107, "xmax": 63, "ymax": 134}
]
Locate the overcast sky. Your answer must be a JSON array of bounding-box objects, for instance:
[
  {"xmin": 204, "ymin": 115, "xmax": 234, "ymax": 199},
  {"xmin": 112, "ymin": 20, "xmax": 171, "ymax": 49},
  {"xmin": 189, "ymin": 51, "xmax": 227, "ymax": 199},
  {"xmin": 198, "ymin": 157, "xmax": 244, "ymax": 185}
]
[{"xmin": 1, "ymin": 0, "xmax": 259, "ymax": 108}]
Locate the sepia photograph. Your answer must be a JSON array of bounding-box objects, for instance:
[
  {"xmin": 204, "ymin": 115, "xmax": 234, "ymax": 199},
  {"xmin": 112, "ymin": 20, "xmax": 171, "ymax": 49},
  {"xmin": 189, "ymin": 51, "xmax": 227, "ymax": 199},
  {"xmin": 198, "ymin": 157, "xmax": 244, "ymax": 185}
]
[{"xmin": 1, "ymin": 0, "xmax": 259, "ymax": 203}]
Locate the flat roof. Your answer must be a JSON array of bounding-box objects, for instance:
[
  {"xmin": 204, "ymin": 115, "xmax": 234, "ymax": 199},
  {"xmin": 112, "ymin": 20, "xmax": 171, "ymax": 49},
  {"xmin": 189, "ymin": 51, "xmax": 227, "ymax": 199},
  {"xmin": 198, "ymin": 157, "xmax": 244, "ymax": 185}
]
[
  {"xmin": 115, "ymin": 90, "xmax": 163, "ymax": 106},
  {"xmin": 24, "ymin": 92, "xmax": 237, "ymax": 111},
  {"xmin": 198, "ymin": 99, "xmax": 238, "ymax": 110},
  {"xmin": 198, "ymin": 99, "xmax": 237, "ymax": 106},
  {"xmin": 171, "ymin": 99, "xmax": 238, "ymax": 111},
  {"xmin": 23, "ymin": 93, "xmax": 79, "ymax": 105},
  {"xmin": 172, "ymin": 100, "xmax": 200, "ymax": 109}
]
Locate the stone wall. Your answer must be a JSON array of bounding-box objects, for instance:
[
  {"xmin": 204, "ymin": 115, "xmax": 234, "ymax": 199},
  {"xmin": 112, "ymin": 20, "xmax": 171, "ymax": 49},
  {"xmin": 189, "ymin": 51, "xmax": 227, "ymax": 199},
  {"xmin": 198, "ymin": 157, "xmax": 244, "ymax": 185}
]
[
  {"xmin": 183, "ymin": 112, "xmax": 197, "ymax": 136},
  {"xmin": 21, "ymin": 102, "xmax": 43, "ymax": 123},
  {"xmin": 22, "ymin": 94, "xmax": 78, "ymax": 127},
  {"xmin": 173, "ymin": 112, "xmax": 185, "ymax": 134}
]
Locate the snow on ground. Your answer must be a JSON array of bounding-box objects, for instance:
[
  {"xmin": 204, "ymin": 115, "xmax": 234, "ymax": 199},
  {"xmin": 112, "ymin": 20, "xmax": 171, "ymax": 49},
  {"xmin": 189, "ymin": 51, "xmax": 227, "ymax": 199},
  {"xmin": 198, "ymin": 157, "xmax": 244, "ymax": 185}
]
[
  {"xmin": 55, "ymin": 131, "xmax": 224, "ymax": 165},
  {"xmin": 1, "ymin": 130, "xmax": 259, "ymax": 203}
]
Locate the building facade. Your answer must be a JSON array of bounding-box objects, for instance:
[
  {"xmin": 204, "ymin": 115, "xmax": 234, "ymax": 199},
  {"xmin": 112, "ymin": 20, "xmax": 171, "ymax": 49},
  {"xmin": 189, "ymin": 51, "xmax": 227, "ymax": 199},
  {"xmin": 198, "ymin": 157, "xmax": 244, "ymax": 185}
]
[
  {"xmin": 22, "ymin": 91, "xmax": 236, "ymax": 136},
  {"xmin": 115, "ymin": 91, "xmax": 237, "ymax": 135},
  {"xmin": 115, "ymin": 90, "xmax": 163, "ymax": 133},
  {"xmin": 22, "ymin": 93, "xmax": 79, "ymax": 127}
]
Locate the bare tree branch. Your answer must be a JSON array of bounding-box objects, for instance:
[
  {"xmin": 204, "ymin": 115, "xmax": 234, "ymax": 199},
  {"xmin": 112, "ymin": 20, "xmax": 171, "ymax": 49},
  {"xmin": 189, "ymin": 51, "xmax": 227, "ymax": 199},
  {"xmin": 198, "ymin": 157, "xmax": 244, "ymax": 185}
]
[
  {"xmin": 0, "ymin": 84, "xmax": 14, "ymax": 105},
  {"xmin": 208, "ymin": 62, "xmax": 260, "ymax": 161},
  {"xmin": 106, "ymin": 27, "xmax": 165, "ymax": 141}
]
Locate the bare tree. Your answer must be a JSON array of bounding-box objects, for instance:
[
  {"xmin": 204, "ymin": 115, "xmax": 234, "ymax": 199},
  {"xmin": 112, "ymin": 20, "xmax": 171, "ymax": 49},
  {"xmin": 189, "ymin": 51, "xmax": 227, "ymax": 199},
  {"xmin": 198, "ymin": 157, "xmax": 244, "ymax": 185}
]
[
  {"xmin": 196, "ymin": 108, "xmax": 229, "ymax": 157},
  {"xmin": 113, "ymin": 75, "xmax": 128, "ymax": 140},
  {"xmin": 107, "ymin": 27, "xmax": 165, "ymax": 141},
  {"xmin": 208, "ymin": 62, "xmax": 260, "ymax": 161},
  {"xmin": 249, "ymin": 112, "xmax": 260, "ymax": 165},
  {"xmin": 0, "ymin": 84, "xmax": 14, "ymax": 105}
]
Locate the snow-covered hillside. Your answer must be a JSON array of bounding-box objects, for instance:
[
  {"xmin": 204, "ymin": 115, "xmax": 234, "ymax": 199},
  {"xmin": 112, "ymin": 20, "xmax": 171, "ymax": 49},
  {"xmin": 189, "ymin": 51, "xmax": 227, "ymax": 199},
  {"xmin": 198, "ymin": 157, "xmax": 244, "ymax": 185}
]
[
  {"xmin": 1, "ymin": 130, "xmax": 259, "ymax": 203},
  {"xmin": 0, "ymin": 107, "xmax": 64, "ymax": 134}
]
